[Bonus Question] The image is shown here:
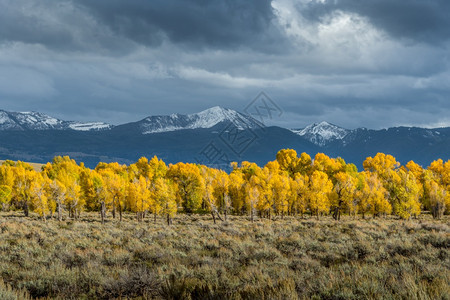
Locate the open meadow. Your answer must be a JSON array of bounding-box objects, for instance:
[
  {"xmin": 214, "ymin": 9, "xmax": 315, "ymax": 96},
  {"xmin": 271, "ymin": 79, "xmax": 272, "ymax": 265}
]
[{"xmin": 0, "ymin": 212, "xmax": 448, "ymax": 300}]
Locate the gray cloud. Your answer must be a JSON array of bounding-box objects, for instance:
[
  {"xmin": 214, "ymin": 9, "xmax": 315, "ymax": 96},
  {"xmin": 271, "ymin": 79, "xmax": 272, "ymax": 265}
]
[
  {"xmin": 0, "ymin": 0, "xmax": 449, "ymax": 130},
  {"xmin": 0, "ymin": 0, "xmax": 136, "ymax": 54},
  {"xmin": 0, "ymin": 0, "xmax": 287, "ymax": 54},
  {"xmin": 299, "ymin": 0, "xmax": 450, "ymax": 45},
  {"xmin": 0, "ymin": 1, "xmax": 70, "ymax": 48},
  {"xmin": 74, "ymin": 0, "xmax": 285, "ymax": 52}
]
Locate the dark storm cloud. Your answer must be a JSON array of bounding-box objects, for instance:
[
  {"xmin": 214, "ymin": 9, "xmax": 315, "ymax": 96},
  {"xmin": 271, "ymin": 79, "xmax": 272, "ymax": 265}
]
[
  {"xmin": 0, "ymin": 0, "xmax": 286, "ymax": 53},
  {"xmin": 0, "ymin": 1, "xmax": 72, "ymax": 49},
  {"xmin": 299, "ymin": 0, "xmax": 450, "ymax": 44},
  {"xmin": 0, "ymin": 0, "xmax": 136, "ymax": 54},
  {"xmin": 74, "ymin": 0, "xmax": 283, "ymax": 51}
]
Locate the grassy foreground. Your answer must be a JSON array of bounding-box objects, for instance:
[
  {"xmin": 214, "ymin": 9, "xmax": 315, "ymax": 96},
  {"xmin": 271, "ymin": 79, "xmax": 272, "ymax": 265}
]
[{"xmin": 0, "ymin": 213, "xmax": 448, "ymax": 299}]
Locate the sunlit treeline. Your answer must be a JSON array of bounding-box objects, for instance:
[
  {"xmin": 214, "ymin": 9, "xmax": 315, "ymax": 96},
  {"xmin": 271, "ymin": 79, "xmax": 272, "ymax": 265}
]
[{"xmin": 0, "ymin": 150, "xmax": 448, "ymax": 223}]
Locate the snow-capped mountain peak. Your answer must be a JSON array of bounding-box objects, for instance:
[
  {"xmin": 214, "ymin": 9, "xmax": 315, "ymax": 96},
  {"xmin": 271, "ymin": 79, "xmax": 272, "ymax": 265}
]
[
  {"xmin": 13, "ymin": 111, "xmax": 64, "ymax": 130},
  {"xmin": 191, "ymin": 106, "xmax": 255, "ymax": 129},
  {"xmin": 291, "ymin": 121, "xmax": 350, "ymax": 146},
  {"xmin": 0, "ymin": 109, "xmax": 112, "ymax": 131},
  {"xmin": 139, "ymin": 106, "xmax": 263, "ymax": 134}
]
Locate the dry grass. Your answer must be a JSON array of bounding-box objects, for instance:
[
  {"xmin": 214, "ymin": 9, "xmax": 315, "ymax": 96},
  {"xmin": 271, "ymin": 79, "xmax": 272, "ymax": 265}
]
[{"xmin": 0, "ymin": 212, "xmax": 448, "ymax": 299}]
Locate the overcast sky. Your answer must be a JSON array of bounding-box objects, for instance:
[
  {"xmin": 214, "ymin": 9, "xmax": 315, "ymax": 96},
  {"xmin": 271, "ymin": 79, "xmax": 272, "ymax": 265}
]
[{"xmin": 0, "ymin": 0, "xmax": 449, "ymax": 129}]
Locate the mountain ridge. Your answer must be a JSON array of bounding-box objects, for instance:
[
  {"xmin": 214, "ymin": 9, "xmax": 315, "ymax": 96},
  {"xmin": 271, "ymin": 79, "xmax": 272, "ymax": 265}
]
[
  {"xmin": 2, "ymin": 107, "xmax": 447, "ymax": 137},
  {"xmin": 0, "ymin": 107, "xmax": 448, "ymax": 169},
  {"xmin": 0, "ymin": 110, "xmax": 111, "ymax": 131},
  {"xmin": 136, "ymin": 106, "xmax": 263, "ymax": 134}
]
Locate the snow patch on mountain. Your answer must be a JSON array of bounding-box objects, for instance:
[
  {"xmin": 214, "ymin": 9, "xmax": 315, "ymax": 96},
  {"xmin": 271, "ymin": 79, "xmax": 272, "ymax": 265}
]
[
  {"xmin": 0, "ymin": 110, "xmax": 112, "ymax": 131},
  {"xmin": 191, "ymin": 106, "xmax": 246, "ymax": 129},
  {"xmin": 292, "ymin": 121, "xmax": 350, "ymax": 146},
  {"xmin": 0, "ymin": 111, "xmax": 21, "ymax": 130},
  {"xmin": 68, "ymin": 122, "xmax": 112, "ymax": 131},
  {"xmin": 14, "ymin": 111, "xmax": 65, "ymax": 130},
  {"xmin": 141, "ymin": 106, "xmax": 262, "ymax": 134}
]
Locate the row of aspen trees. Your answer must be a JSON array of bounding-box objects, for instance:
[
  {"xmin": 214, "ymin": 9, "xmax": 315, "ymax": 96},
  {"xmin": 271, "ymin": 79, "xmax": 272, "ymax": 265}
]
[{"xmin": 0, "ymin": 150, "xmax": 448, "ymax": 223}]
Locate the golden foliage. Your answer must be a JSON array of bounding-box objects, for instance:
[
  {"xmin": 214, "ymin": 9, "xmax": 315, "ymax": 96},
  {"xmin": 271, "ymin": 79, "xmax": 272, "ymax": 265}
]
[{"xmin": 0, "ymin": 150, "xmax": 448, "ymax": 222}]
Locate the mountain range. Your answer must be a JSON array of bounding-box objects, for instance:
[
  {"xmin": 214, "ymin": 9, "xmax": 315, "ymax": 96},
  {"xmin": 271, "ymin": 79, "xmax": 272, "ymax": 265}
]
[
  {"xmin": 0, "ymin": 107, "xmax": 448, "ymax": 170},
  {"xmin": 0, "ymin": 110, "xmax": 111, "ymax": 131}
]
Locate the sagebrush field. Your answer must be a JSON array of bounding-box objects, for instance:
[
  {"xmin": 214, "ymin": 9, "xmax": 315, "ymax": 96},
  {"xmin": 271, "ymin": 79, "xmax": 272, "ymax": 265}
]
[{"xmin": 0, "ymin": 212, "xmax": 448, "ymax": 299}]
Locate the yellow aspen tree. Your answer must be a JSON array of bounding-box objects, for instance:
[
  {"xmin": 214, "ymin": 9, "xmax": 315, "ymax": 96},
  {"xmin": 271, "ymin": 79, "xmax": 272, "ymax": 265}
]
[
  {"xmin": 262, "ymin": 161, "xmax": 282, "ymax": 218},
  {"xmin": 163, "ymin": 182, "xmax": 178, "ymax": 225},
  {"xmin": 405, "ymin": 160, "xmax": 425, "ymax": 206},
  {"xmin": 146, "ymin": 156, "xmax": 169, "ymax": 223},
  {"xmin": 363, "ymin": 153, "xmax": 400, "ymax": 204},
  {"xmin": 356, "ymin": 172, "xmax": 390, "ymax": 218},
  {"xmin": 228, "ymin": 171, "xmax": 246, "ymax": 214},
  {"xmin": 364, "ymin": 153, "xmax": 400, "ymax": 176},
  {"xmin": 152, "ymin": 177, "xmax": 176, "ymax": 225},
  {"xmin": 57, "ymin": 170, "xmax": 82, "ymax": 220},
  {"xmin": 96, "ymin": 162, "xmax": 129, "ymax": 219},
  {"xmin": 49, "ymin": 179, "xmax": 66, "ymax": 221},
  {"xmin": 406, "ymin": 160, "xmax": 424, "ymax": 181},
  {"xmin": 332, "ymin": 172, "xmax": 358, "ymax": 220},
  {"xmin": 31, "ymin": 174, "xmax": 51, "ymax": 221},
  {"xmin": 149, "ymin": 181, "xmax": 164, "ymax": 224},
  {"xmin": 66, "ymin": 176, "xmax": 83, "ymax": 220},
  {"xmin": 213, "ymin": 170, "xmax": 230, "ymax": 220},
  {"xmin": 114, "ymin": 173, "xmax": 128, "ymax": 221},
  {"xmin": 48, "ymin": 156, "xmax": 81, "ymax": 181},
  {"xmin": 0, "ymin": 163, "xmax": 14, "ymax": 187},
  {"xmin": 289, "ymin": 173, "xmax": 309, "ymax": 217},
  {"xmin": 200, "ymin": 166, "xmax": 217, "ymax": 212},
  {"xmin": 276, "ymin": 149, "xmax": 300, "ymax": 177},
  {"xmin": 91, "ymin": 172, "xmax": 109, "ymax": 224},
  {"xmin": 167, "ymin": 163, "xmax": 205, "ymax": 213},
  {"xmin": 44, "ymin": 156, "xmax": 83, "ymax": 219},
  {"xmin": 78, "ymin": 168, "xmax": 98, "ymax": 212},
  {"xmin": 149, "ymin": 155, "xmax": 168, "ymax": 180},
  {"xmin": 271, "ymin": 174, "xmax": 290, "ymax": 218},
  {"xmin": 443, "ymin": 160, "xmax": 450, "ymax": 214},
  {"xmin": 129, "ymin": 176, "xmax": 151, "ymax": 222},
  {"xmin": 313, "ymin": 153, "xmax": 344, "ymax": 179},
  {"xmin": 393, "ymin": 170, "xmax": 421, "ymax": 220},
  {"xmin": 127, "ymin": 163, "xmax": 140, "ymax": 182},
  {"xmin": 428, "ymin": 180, "xmax": 447, "ymax": 219},
  {"xmin": 428, "ymin": 159, "xmax": 450, "ymax": 214},
  {"xmin": 0, "ymin": 185, "xmax": 12, "ymax": 211},
  {"xmin": 355, "ymin": 172, "xmax": 370, "ymax": 218},
  {"xmin": 238, "ymin": 161, "xmax": 264, "ymax": 219},
  {"xmin": 200, "ymin": 166, "xmax": 222, "ymax": 223},
  {"xmin": 12, "ymin": 165, "xmax": 36, "ymax": 217},
  {"xmin": 99, "ymin": 168, "xmax": 127, "ymax": 221},
  {"xmin": 247, "ymin": 182, "xmax": 260, "ymax": 223},
  {"xmin": 428, "ymin": 159, "xmax": 444, "ymax": 181},
  {"xmin": 255, "ymin": 167, "xmax": 272, "ymax": 219},
  {"xmin": 134, "ymin": 157, "xmax": 153, "ymax": 179},
  {"xmin": 0, "ymin": 164, "xmax": 14, "ymax": 211},
  {"xmin": 148, "ymin": 177, "xmax": 165, "ymax": 224},
  {"xmin": 308, "ymin": 170, "xmax": 333, "ymax": 219},
  {"xmin": 298, "ymin": 152, "xmax": 313, "ymax": 175},
  {"xmin": 125, "ymin": 179, "xmax": 139, "ymax": 221},
  {"xmin": 365, "ymin": 172, "xmax": 391, "ymax": 217},
  {"xmin": 138, "ymin": 176, "xmax": 152, "ymax": 222},
  {"xmin": 444, "ymin": 160, "xmax": 450, "ymax": 190}
]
